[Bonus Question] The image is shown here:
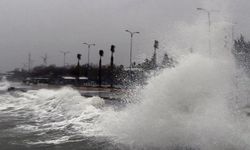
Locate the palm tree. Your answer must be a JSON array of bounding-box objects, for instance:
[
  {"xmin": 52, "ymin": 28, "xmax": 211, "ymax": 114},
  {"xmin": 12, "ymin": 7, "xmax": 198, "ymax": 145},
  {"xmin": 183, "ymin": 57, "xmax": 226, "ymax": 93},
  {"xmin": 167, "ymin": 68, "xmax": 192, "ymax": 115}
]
[
  {"xmin": 98, "ymin": 50, "xmax": 104, "ymax": 87},
  {"xmin": 110, "ymin": 45, "xmax": 115, "ymax": 88}
]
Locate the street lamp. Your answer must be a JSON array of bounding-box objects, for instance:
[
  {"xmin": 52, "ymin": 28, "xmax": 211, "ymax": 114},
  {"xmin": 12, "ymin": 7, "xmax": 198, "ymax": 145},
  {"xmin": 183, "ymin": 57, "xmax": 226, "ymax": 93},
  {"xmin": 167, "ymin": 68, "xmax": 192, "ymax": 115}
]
[
  {"xmin": 197, "ymin": 7, "xmax": 212, "ymax": 55},
  {"xmin": 125, "ymin": 30, "xmax": 140, "ymax": 72},
  {"xmin": 225, "ymin": 21, "xmax": 237, "ymax": 45},
  {"xmin": 60, "ymin": 51, "xmax": 70, "ymax": 67},
  {"xmin": 82, "ymin": 43, "xmax": 95, "ymax": 67},
  {"xmin": 223, "ymin": 21, "xmax": 237, "ymax": 50},
  {"xmin": 83, "ymin": 43, "xmax": 95, "ymax": 77}
]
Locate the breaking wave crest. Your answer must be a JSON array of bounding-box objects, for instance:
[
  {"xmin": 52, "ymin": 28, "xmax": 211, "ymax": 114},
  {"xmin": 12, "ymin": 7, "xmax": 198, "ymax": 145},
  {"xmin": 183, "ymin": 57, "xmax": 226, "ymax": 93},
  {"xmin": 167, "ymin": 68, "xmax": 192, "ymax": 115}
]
[
  {"xmin": 99, "ymin": 54, "xmax": 250, "ymax": 150},
  {"xmin": 1, "ymin": 54, "xmax": 250, "ymax": 150},
  {"xmin": 0, "ymin": 87, "xmax": 105, "ymax": 144},
  {"xmin": 0, "ymin": 77, "xmax": 10, "ymax": 91}
]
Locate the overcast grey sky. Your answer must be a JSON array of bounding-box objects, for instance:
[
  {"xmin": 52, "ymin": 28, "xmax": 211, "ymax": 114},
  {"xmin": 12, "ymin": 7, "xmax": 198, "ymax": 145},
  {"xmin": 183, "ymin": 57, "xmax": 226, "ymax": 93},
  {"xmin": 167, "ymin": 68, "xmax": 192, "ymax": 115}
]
[{"xmin": 0, "ymin": 0, "xmax": 250, "ymax": 72}]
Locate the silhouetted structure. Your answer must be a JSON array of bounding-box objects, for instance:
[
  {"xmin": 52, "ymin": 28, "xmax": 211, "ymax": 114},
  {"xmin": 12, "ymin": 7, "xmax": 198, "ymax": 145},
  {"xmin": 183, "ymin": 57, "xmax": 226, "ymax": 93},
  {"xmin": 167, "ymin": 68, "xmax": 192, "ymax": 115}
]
[
  {"xmin": 82, "ymin": 42, "xmax": 95, "ymax": 77},
  {"xmin": 98, "ymin": 50, "xmax": 104, "ymax": 87},
  {"xmin": 60, "ymin": 51, "xmax": 70, "ymax": 67},
  {"xmin": 28, "ymin": 53, "xmax": 31, "ymax": 73},
  {"xmin": 41, "ymin": 54, "xmax": 48, "ymax": 66},
  {"xmin": 197, "ymin": 7, "xmax": 212, "ymax": 55},
  {"xmin": 233, "ymin": 35, "xmax": 250, "ymax": 73},
  {"xmin": 110, "ymin": 45, "xmax": 115, "ymax": 88},
  {"xmin": 125, "ymin": 30, "xmax": 140, "ymax": 79},
  {"xmin": 153, "ymin": 40, "xmax": 159, "ymax": 69},
  {"xmin": 76, "ymin": 53, "xmax": 82, "ymax": 85},
  {"xmin": 162, "ymin": 53, "xmax": 174, "ymax": 68}
]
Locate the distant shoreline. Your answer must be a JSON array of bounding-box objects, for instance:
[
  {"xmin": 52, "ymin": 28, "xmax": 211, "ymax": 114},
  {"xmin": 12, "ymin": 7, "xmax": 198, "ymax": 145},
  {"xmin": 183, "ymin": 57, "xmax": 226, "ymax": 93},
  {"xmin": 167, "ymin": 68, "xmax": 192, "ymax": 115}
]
[{"xmin": 13, "ymin": 83, "xmax": 127, "ymax": 101}]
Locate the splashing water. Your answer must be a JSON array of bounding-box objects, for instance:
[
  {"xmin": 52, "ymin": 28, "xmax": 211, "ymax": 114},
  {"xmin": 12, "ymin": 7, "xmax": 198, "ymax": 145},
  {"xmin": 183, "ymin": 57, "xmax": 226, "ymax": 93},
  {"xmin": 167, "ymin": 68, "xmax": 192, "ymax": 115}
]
[
  {"xmin": 0, "ymin": 77, "xmax": 10, "ymax": 91},
  {"xmin": 99, "ymin": 3, "xmax": 250, "ymax": 149},
  {"xmin": 2, "ymin": 51, "xmax": 250, "ymax": 150},
  {"xmin": 1, "ymin": 55, "xmax": 250, "ymax": 149},
  {"xmin": 0, "ymin": 87, "xmax": 105, "ymax": 145},
  {"xmin": 100, "ymin": 54, "xmax": 250, "ymax": 150},
  {"xmin": 95, "ymin": 4, "xmax": 250, "ymax": 148},
  {"xmin": 1, "ymin": 1, "xmax": 250, "ymax": 149}
]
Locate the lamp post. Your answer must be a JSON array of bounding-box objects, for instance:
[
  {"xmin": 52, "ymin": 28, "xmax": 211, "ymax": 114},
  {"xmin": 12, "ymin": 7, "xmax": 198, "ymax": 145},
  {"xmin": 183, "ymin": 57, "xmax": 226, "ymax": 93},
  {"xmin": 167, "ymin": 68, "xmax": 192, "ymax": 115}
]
[
  {"xmin": 197, "ymin": 8, "xmax": 212, "ymax": 55},
  {"xmin": 222, "ymin": 21, "xmax": 238, "ymax": 101},
  {"xmin": 221, "ymin": 20, "xmax": 237, "ymax": 50},
  {"xmin": 82, "ymin": 43, "xmax": 95, "ymax": 67},
  {"xmin": 83, "ymin": 43, "xmax": 95, "ymax": 76},
  {"xmin": 230, "ymin": 22, "xmax": 237, "ymax": 46},
  {"xmin": 60, "ymin": 51, "xmax": 70, "ymax": 67},
  {"xmin": 125, "ymin": 30, "xmax": 139, "ymax": 75},
  {"xmin": 228, "ymin": 22, "xmax": 237, "ymax": 53}
]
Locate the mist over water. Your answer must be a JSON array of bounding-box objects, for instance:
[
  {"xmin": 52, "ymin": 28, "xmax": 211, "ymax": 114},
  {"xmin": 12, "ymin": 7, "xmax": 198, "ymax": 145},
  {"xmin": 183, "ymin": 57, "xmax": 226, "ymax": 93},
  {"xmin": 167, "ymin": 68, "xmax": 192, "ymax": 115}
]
[
  {"xmin": 2, "ymin": 50, "xmax": 250, "ymax": 149},
  {"xmin": 100, "ymin": 2, "xmax": 250, "ymax": 149},
  {"xmin": 100, "ymin": 54, "xmax": 250, "ymax": 150},
  {"xmin": 1, "ymin": 1, "xmax": 250, "ymax": 150},
  {"xmin": 0, "ymin": 77, "xmax": 10, "ymax": 91}
]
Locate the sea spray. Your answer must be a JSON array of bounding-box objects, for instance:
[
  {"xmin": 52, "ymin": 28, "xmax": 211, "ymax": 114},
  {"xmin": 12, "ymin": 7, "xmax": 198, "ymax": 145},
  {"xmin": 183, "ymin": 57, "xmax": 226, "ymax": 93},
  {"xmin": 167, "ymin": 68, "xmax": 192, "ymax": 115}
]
[
  {"xmin": 1, "ymin": 54, "xmax": 250, "ymax": 149},
  {"xmin": 0, "ymin": 1, "xmax": 249, "ymax": 149},
  {"xmin": 0, "ymin": 76, "xmax": 10, "ymax": 91},
  {"xmin": 100, "ymin": 53, "xmax": 250, "ymax": 150}
]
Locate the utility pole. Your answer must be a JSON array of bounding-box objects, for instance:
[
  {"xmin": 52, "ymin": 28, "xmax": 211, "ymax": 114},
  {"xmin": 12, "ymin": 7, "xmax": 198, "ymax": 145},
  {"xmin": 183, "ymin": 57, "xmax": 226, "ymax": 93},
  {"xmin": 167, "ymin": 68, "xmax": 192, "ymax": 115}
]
[{"xmin": 60, "ymin": 51, "xmax": 70, "ymax": 67}]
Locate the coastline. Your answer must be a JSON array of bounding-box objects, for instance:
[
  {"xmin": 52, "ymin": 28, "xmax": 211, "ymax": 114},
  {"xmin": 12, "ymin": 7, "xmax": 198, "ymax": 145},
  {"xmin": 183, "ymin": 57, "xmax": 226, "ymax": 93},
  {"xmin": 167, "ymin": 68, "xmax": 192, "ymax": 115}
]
[{"xmin": 14, "ymin": 84, "xmax": 127, "ymax": 101}]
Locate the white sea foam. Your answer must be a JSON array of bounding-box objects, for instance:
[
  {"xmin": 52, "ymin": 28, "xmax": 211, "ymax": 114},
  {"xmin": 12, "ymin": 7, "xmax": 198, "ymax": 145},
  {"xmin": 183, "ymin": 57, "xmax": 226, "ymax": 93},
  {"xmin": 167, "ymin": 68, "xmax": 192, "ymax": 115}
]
[
  {"xmin": 0, "ymin": 1, "xmax": 249, "ymax": 149},
  {"xmin": 0, "ymin": 87, "xmax": 105, "ymax": 143},
  {"xmin": 1, "ymin": 56, "xmax": 250, "ymax": 149},
  {"xmin": 0, "ymin": 77, "xmax": 10, "ymax": 91},
  {"xmin": 27, "ymin": 136, "xmax": 71, "ymax": 145},
  {"xmin": 97, "ymin": 1, "xmax": 250, "ymax": 149},
  {"xmin": 100, "ymin": 54, "xmax": 250, "ymax": 150}
]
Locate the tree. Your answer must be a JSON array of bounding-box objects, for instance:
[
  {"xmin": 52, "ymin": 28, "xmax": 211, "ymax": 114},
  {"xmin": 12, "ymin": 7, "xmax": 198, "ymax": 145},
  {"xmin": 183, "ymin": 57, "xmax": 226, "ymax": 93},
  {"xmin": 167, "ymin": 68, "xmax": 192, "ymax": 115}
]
[
  {"xmin": 234, "ymin": 34, "xmax": 250, "ymax": 70},
  {"xmin": 161, "ymin": 53, "xmax": 174, "ymax": 68}
]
